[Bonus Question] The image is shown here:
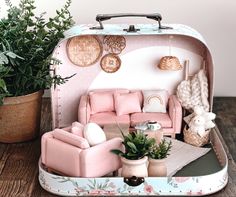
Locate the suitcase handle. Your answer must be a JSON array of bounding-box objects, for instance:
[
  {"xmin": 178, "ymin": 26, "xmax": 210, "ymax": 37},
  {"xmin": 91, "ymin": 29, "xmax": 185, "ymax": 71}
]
[{"xmin": 91, "ymin": 13, "xmax": 172, "ymax": 31}]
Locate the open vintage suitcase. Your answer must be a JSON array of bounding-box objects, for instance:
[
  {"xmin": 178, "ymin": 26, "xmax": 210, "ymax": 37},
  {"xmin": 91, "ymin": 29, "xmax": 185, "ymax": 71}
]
[{"xmin": 39, "ymin": 14, "xmax": 228, "ymax": 196}]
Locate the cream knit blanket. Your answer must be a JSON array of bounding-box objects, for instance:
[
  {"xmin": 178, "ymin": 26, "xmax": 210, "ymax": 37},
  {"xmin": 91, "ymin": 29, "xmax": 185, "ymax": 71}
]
[{"xmin": 177, "ymin": 69, "xmax": 210, "ymax": 112}]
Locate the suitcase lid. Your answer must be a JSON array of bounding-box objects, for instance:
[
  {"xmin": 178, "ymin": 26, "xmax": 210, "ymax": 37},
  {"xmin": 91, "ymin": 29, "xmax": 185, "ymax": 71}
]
[{"xmin": 51, "ymin": 23, "xmax": 214, "ymax": 129}]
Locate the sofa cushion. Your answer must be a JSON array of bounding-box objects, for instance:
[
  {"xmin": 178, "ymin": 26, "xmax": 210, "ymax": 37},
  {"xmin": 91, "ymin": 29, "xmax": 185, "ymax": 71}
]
[
  {"xmin": 130, "ymin": 112, "xmax": 172, "ymax": 128},
  {"xmin": 89, "ymin": 91, "xmax": 115, "ymax": 114},
  {"xmin": 114, "ymin": 92, "xmax": 141, "ymax": 116},
  {"xmin": 142, "ymin": 90, "xmax": 169, "ymax": 113},
  {"xmin": 89, "ymin": 112, "xmax": 130, "ymax": 127},
  {"xmin": 130, "ymin": 90, "xmax": 143, "ymax": 106},
  {"xmin": 71, "ymin": 121, "xmax": 84, "ymax": 137},
  {"xmin": 53, "ymin": 129, "xmax": 90, "ymax": 149}
]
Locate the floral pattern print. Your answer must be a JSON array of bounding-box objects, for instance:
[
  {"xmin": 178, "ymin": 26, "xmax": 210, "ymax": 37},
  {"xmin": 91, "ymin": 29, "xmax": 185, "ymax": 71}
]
[{"xmin": 39, "ymin": 164, "xmax": 227, "ymax": 196}]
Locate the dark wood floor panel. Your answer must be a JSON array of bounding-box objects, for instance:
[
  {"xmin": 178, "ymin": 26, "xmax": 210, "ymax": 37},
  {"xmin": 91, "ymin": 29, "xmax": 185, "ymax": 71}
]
[
  {"xmin": 213, "ymin": 97, "xmax": 236, "ymax": 161},
  {"xmin": 0, "ymin": 97, "xmax": 235, "ymax": 196}
]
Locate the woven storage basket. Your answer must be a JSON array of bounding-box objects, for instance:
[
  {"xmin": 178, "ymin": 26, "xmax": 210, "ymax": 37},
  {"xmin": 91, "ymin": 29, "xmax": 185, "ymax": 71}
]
[
  {"xmin": 183, "ymin": 126, "xmax": 210, "ymax": 147},
  {"xmin": 158, "ymin": 56, "xmax": 182, "ymax": 70}
]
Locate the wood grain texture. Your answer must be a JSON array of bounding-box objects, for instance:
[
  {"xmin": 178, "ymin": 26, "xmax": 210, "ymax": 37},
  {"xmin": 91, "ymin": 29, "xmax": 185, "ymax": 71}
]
[{"xmin": 0, "ymin": 97, "xmax": 235, "ymax": 196}]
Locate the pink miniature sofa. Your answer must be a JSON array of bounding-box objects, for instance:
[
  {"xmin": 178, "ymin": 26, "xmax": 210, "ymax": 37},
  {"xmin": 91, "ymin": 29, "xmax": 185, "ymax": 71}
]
[
  {"xmin": 78, "ymin": 89, "xmax": 182, "ymax": 138},
  {"xmin": 41, "ymin": 126, "xmax": 123, "ymax": 177}
]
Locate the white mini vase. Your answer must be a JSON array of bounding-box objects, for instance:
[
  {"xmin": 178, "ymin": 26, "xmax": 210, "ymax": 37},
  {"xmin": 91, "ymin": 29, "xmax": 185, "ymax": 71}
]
[
  {"xmin": 121, "ymin": 156, "xmax": 148, "ymax": 177},
  {"xmin": 148, "ymin": 158, "xmax": 167, "ymax": 177}
]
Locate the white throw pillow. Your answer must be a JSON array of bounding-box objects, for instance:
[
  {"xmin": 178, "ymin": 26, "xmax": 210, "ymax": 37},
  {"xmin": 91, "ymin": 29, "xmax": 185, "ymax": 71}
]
[
  {"xmin": 142, "ymin": 90, "xmax": 169, "ymax": 113},
  {"xmin": 83, "ymin": 123, "xmax": 106, "ymax": 146}
]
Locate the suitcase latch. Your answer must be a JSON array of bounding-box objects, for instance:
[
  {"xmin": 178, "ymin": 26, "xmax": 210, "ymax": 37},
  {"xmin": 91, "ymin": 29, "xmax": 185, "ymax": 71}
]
[
  {"xmin": 123, "ymin": 25, "xmax": 140, "ymax": 32},
  {"xmin": 124, "ymin": 176, "xmax": 145, "ymax": 187}
]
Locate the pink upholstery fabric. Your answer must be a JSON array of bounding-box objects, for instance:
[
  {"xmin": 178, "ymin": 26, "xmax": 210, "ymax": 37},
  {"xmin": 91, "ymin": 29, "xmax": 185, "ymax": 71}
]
[
  {"xmin": 78, "ymin": 90, "xmax": 182, "ymax": 137},
  {"xmin": 80, "ymin": 138, "xmax": 123, "ymax": 177},
  {"xmin": 78, "ymin": 95, "xmax": 90, "ymax": 125},
  {"xmin": 168, "ymin": 95, "xmax": 182, "ymax": 134},
  {"xmin": 89, "ymin": 89, "xmax": 129, "ymax": 94},
  {"xmin": 130, "ymin": 112, "xmax": 172, "ymax": 128},
  {"xmin": 53, "ymin": 129, "xmax": 90, "ymax": 149},
  {"xmin": 41, "ymin": 131, "xmax": 122, "ymax": 177},
  {"xmin": 114, "ymin": 92, "xmax": 141, "ymax": 116},
  {"xmin": 43, "ymin": 135, "xmax": 82, "ymax": 176},
  {"xmin": 130, "ymin": 90, "xmax": 143, "ymax": 106},
  {"xmin": 71, "ymin": 121, "xmax": 84, "ymax": 137},
  {"xmin": 89, "ymin": 91, "xmax": 115, "ymax": 114},
  {"xmin": 89, "ymin": 112, "xmax": 130, "ymax": 127},
  {"xmin": 41, "ymin": 132, "xmax": 53, "ymax": 165}
]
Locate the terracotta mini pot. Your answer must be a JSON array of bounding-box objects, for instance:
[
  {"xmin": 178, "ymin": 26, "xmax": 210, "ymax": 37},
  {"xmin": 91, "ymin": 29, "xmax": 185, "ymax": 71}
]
[
  {"xmin": 0, "ymin": 90, "xmax": 43, "ymax": 143},
  {"xmin": 148, "ymin": 158, "xmax": 167, "ymax": 177},
  {"xmin": 121, "ymin": 156, "xmax": 148, "ymax": 177}
]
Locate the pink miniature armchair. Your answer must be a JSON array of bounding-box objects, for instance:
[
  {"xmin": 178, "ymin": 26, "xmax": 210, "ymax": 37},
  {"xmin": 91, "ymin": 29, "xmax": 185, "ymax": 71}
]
[{"xmin": 41, "ymin": 128, "xmax": 123, "ymax": 177}]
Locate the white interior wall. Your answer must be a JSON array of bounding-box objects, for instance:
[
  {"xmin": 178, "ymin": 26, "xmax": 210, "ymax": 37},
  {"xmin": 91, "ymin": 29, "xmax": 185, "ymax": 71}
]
[{"xmin": 1, "ymin": 0, "xmax": 236, "ymax": 96}]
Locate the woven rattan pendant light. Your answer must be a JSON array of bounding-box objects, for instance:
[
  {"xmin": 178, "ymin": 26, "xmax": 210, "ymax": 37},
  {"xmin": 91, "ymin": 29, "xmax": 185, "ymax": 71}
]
[{"xmin": 158, "ymin": 36, "xmax": 182, "ymax": 71}]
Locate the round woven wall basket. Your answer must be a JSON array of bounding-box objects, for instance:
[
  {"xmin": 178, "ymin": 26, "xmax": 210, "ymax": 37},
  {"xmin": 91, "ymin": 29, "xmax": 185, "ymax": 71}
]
[
  {"xmin": 158, "ymin": 56, "xmax": 182, "ymax": 71},
  {"xmin": 67, "ymin": 35, "xmax": 103, "ymax": 67},
  {"xmin": 183, "ymin": 126, "xmax": 210, "ymax": 147},
  {"xmin": 100, "ymin": 53, "xmax": 121, "ymax": 73}
]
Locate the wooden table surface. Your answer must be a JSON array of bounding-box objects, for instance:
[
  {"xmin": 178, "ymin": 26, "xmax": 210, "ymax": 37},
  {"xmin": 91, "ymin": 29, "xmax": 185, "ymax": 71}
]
[{"xmin": 0, "ymin": 97, "xmax": 236, "ymax": 196}]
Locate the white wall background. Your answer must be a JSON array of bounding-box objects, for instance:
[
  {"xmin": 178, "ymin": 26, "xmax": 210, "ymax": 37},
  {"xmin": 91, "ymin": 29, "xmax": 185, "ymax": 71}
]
[{"xmin": 1, "ymin": 0, "xmax": 236, "ymax": 96}]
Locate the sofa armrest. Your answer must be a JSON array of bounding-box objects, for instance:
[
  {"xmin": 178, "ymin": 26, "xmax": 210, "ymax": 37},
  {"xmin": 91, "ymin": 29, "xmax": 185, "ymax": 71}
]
[
  {"xmin": 80, "ymin": 137, "xmax": 123, "ymax": 177},
  {"xmin": 52, "ymin": 129, "xmax": 90, "ymax": 149},
  {"xmin": 42, "ymin": 133, "xmax": 83, "ymax": 176},
  {"xmin": 168, "ymin": 95, "xmax": 182, "ymax": 133},
  {"xmin": 41, "ymin": 132, "xmax": 54, "ymax": 165},
  {"xmin": 78, "ymin": 94, "xmax": 91, "ymax": 125}
]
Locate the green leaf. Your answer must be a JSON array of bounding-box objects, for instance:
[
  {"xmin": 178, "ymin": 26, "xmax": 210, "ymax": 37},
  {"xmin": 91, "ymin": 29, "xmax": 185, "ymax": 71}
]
[
  {"xmin": 0, "ymin": 79, "xmax": 7, "ymax": 90},
  {"xmin": 127, "ymin": 142, "xmax": 138, "ymax": 153},
  {"xmin": 0, "ymin": 53, "xmax": 9, "ymax": 64},
  {"xmin": 6, "ymin": 51, "xmax": 17, "ymax": 59}
]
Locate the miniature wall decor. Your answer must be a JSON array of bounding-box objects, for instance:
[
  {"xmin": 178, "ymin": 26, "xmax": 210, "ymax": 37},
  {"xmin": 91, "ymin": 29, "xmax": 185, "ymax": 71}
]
[
  {"xmin": 67, "ymin": 35, "xmax": 103, "ymax": 67},
  {"xmin": 103, "ymin": 35, "xmax": 126, "ymax": 54},
  {"xmin": 100, "ymin": 53, "xmax": 121, "ymax": 73}
]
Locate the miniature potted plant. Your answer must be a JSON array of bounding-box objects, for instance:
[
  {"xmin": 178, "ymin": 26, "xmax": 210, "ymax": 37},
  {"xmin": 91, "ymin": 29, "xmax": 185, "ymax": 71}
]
[
  {"xmin": 111, "ymin": 130, "xmax": 155, "ymax": 177},
  {"xmin": 148, "ymin": 139, "xmax": 172, "ymax": 177},
  {"xmin": 0, "ymin": 0, "xmax": 74, "ymax": 143}
]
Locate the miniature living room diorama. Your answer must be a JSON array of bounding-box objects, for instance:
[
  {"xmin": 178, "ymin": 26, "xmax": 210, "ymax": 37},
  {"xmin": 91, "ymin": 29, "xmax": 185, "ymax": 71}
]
[{"xmin": 38, "ymin": 14, "xmax": 228, "ymax": 196}]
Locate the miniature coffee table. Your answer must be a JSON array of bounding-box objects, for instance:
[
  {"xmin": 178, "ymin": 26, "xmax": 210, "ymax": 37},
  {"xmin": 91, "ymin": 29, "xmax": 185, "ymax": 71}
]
[{"xmin": 103, "ymin": 123, "xmax": 163, "ymax": 144}]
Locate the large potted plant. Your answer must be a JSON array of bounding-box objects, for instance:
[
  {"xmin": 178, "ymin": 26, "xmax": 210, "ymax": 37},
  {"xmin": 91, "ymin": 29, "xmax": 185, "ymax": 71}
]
[
  {"xmin": 0, "ymin": 0, "xmax": 74, "ymax": 143},
  {"xmin": 111, "ymin": 130, "xmax": 156, "ymax": 177},
  {"xmin": 148, "ymin": 139, "xmax": 172, "ymax": 177}
]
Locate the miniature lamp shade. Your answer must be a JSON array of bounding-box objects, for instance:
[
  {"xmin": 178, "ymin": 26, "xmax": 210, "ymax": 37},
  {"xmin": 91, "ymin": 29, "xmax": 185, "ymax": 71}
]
[{"xmin": 158, "ymin": 56, "xmax": 182, "ymax": 71}]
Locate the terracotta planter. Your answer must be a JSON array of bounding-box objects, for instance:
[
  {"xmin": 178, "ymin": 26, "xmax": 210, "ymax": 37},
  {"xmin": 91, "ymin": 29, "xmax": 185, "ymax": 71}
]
[
  {"xmin": 0, "ymin": 90, "xmax": 43, "ymax": 143},
  {"xmin": 148, "ymin": 158, "xmax": 167, "ymax": 177},
  {"xmin": 121, "ymin": 156, "xmax": 148, "ymax": 177}
]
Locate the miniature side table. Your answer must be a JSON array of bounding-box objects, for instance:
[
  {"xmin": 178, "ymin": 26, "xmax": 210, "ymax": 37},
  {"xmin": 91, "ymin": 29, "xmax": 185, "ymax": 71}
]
[
  {"xmin": 139, "ymin": 129, "xmax": 163, "ymax": 144},
  {"xmin": 135, "ymin": 122, "xmax": 163, "ymax": 144},
  {"xmin": 145, "ymin": 129, "xmax": 163, "ymax": 144}
]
